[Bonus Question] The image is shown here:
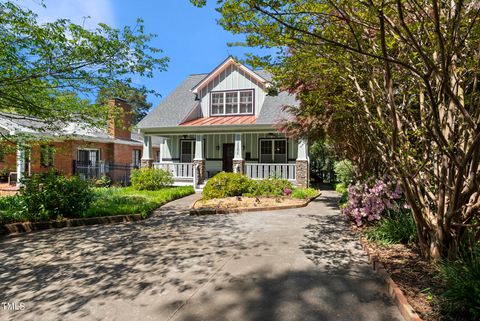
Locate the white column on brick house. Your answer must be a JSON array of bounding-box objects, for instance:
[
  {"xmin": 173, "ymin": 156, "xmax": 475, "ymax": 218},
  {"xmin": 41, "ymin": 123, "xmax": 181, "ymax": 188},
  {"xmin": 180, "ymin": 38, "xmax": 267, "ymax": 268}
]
[
  {"xmin": 297, "ymin": 138, "xmax": 309, "ymax": 161},
  {"xmin": 16, "ymin": 143, "xmax": 25, "ymax": 187},
  {"xmin": 233, "ymin": 133, "xmax": 244, "ymax": 174},
  {"xmin": 233, "ymin": 133, "xmax": 243, "ymax": 161},
  {"xmin": 296, "ymin": 138, "xmax": 309, "ymax": 187},
  {"xmin": 141, "ymin": 135, "xmax": 153, "ymax": 167}
]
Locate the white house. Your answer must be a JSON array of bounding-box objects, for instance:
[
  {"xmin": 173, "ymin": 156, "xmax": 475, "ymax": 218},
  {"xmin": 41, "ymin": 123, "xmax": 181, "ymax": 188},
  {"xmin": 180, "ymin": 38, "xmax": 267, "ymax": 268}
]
[{"xmin": 137, "ymin": 57, "xmax": 309, "ymax": 188}]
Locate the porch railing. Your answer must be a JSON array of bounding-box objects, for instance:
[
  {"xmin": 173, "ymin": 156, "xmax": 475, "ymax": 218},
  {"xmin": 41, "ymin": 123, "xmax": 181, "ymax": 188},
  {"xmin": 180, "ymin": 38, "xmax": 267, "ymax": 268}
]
[
  {"xmin": 245, "ymin": 163, "xmax": 296, "ymax": 181},
  {"xmin": 153, "ymin": 162, "xmax": 194, "ymax": 179}
]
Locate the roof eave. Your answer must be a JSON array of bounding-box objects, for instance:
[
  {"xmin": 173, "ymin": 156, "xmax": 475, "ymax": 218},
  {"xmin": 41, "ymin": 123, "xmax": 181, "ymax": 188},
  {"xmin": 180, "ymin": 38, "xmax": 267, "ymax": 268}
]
[{"xmin": 191, "ymin": 57, "xmax": 268, "ymax": 94}]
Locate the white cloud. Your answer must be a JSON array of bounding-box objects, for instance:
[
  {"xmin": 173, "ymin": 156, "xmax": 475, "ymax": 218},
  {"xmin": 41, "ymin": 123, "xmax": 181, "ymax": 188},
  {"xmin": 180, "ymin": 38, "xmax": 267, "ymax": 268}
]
[{"xmin": 23, "ymin": 0, "xmax": 116, "ymax": 28}]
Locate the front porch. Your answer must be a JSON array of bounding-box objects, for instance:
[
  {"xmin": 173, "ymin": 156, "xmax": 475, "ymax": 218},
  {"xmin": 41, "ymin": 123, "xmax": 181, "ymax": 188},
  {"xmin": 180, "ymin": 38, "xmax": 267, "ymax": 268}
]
[{"xmin": 141, "ymin": 132, "xmax": 309, "ymax": 188}]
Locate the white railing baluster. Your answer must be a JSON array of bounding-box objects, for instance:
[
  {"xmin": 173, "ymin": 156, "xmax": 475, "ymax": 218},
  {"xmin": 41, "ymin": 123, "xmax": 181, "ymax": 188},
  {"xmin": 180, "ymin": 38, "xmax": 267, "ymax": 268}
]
[{"xmin": 244, "ymin": 163, "xmax": 296, "ymax": 181}]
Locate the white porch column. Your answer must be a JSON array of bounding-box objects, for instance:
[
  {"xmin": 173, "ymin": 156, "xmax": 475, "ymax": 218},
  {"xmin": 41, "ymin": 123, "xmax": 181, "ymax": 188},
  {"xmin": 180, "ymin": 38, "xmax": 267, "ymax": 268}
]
[
  {"xmin": 194, "ymin": 134, "xmax": 204, "ymax": 161},
  {"xmin": 297, "ymin": 138, "xmax": 309, "ymax": 161},
  {"xmin": 296, "ymin": 138, "xmax": 309, "ymax": 187},
  {"xmin": 158, "ymin": 138, "xmax": 164, "ymax": 162},
  {"xmin": 193, "ymin": 134, "xmax": 205, "ymax": 183},
  {"xmin": 16, "ymin": 143, "xmax": 25, "ymax": 187},
  {"xmin": 233, "ymin": 133, "xmax": 244, "ymax": 174},
  {"xmin": 141, "ymin": 135, "xmax": 153, "ymax": 167}
]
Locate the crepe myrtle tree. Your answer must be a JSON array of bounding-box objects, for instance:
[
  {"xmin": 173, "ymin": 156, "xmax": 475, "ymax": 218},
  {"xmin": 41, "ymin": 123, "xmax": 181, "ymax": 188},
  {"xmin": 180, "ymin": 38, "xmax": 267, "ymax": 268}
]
[
  {"xmin": 0, "ymin": 1, "xmax": 168, "ymax": 132},
  {"xmin": 192, "ymin": 0, "xmax": 480, "ymax": 260}
]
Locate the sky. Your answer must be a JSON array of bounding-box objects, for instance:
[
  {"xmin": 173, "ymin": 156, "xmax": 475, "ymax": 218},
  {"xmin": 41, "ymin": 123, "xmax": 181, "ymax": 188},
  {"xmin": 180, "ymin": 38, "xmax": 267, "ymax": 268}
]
[{"xmin": 23, "ymin": 0, "xmax": 274, "ymax": 108}]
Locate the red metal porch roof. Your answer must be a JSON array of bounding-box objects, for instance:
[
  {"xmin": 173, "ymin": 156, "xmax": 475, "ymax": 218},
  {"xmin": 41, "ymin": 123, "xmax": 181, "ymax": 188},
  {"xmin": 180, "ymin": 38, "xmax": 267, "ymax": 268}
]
[{"xmin": 180, "ymin": 115, "xmax": 257, "ymax": 126}]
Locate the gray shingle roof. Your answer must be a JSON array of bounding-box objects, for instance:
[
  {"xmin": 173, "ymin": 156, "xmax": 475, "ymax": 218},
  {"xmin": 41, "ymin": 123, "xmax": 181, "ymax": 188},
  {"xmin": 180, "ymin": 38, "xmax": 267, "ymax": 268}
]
[
  {"xmin": 0, "ymin": 112, "xmax": 161, "ymax": 146},
  {"xmin": 137, "ymin": 74, "xmax": 205, "ymax": 128},
  {"xmin": 137, "ymin": 70, "xmax": 298, "ymax": 129}
]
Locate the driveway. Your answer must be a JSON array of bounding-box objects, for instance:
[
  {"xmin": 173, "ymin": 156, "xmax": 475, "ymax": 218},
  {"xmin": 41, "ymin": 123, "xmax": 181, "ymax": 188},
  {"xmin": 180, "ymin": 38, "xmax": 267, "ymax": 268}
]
[{"xmin": 0, "ymin": 190, "xmax": 403, "ymax": 321}]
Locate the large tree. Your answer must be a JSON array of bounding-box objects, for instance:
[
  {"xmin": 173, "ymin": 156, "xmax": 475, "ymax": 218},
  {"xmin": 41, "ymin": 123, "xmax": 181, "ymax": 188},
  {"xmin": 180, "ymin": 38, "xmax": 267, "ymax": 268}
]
[
  {"xmin": 0, "ymin": 1, "xmax": 167, "ymax": 129},
  {"xmin": 95, "ymin": 81, "xmax": 152, "ymax": 125},
  {"xmin": 192, "ymin": 0, "xmax": 480, "ymax": 260}
]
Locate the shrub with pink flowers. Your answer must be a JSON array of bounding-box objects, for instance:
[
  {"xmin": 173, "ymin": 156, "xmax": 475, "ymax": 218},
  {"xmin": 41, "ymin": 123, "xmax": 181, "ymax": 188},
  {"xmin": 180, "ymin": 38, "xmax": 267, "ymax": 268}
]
[{"xmin": 341, "ymin": 178, "xmax": 408, "ymax": 226}]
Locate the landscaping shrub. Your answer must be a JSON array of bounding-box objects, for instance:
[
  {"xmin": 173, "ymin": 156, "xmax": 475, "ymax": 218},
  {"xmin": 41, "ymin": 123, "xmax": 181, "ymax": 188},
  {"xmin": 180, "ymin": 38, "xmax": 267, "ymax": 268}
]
[
  {"xmin": 92, "ymin": 174, "xmax": 111, "ymax": 187},
  {"xmin": 341, "ymin": 177, "xmax": 408, "ymax": 226},
  {"xmin": 19, "ymin": 172, "xmax": 94, "ymax": 220},
  {"xmin": 334, "ymin": 159, "xmax": 355, "ymax": 190},
  {"xmin": 364, "ymin": 211, "xmax": 417, "ymax": 245},
  {"xmin": 438, "ymin": 247, "xmax": 480, "ymax": 320},
  {"xmin": 291, "ymin": 187, "xmax": 318, "ymax": 199},
  {"xmin": 202, "ymin": 172, "xmax": 251, "ymax": 199},
  {"xmin": 247, "ymin": 178, "xmax": 293, "ymax": 197},
  {"xmin": 130, "ymin": 167, "xmax": 173, "ymax": 190}
]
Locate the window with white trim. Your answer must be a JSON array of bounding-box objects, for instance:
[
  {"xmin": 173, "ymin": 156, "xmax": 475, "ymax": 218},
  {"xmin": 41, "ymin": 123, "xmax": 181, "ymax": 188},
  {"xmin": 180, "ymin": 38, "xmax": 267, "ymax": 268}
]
[
  {"xmin": 210, "ymin": 90, "xmax": 254, "ymax": 116},
  {"xmin": 259, "ymin": 139, "xmax": 287, "ymax": 163}
]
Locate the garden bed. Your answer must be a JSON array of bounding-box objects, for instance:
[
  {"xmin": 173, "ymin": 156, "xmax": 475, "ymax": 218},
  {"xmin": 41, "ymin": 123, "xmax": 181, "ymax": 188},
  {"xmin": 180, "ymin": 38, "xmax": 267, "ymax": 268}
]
[
  {"xmin": 0, "ymin": 186, "xmax": 195, "ymax": 235},
  {"xmin": 190, "ymin": 193, "xmax": 320, "ymax": 215},
  {"xmin": 360, "ymin": 236, "xmax": 442, "ymax": 321}
]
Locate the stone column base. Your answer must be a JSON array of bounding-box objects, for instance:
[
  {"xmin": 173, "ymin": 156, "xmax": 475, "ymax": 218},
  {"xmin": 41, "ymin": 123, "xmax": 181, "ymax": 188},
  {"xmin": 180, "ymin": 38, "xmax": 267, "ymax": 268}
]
[
  {"xmin": 296, "ymin": 160, "xmax": 309, "ymax": 188},
  {"xmin": 194, "ymin": 159, "xmax": 205, "ymax": 183},
  {"xmin": 233, "ymin": 159, "xmax": 244, "ymax": 174},
  {"xmin": 141, "ymin": 158, "xmax": 154, "ymax": 168}
]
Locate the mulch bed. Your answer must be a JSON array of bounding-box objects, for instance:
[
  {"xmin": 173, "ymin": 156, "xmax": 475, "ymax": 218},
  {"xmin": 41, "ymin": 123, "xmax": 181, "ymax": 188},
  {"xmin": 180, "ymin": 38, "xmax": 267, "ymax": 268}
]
[
  {"xmin": 190, "ymin": 193, "xmax": 321, "ymax": 215},
  {"xmin": 360, "ymin": 235, "xmax": 443, "ymax": 321}
]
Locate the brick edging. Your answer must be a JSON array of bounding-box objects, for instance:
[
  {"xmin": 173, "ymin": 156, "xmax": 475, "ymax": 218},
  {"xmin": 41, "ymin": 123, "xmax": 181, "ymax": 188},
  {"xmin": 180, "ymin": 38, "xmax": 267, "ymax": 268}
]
[
  {"xmin": 189, "ymin": 193, "xmax": 321, "ymax": 215},
  {"xmin": 358, "ymin": 237, "xmax": 423, "ymax": 321},
  {"xmin": 0, "ymin": 214, "xmax": 145, "ymax": 237}
]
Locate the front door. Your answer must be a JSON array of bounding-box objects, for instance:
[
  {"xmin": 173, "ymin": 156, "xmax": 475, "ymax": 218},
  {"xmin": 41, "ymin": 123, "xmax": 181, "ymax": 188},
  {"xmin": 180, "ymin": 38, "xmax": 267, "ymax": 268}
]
[{"xmin": 222, "ymin": 143, "xmax": 234, "ymax": 172}]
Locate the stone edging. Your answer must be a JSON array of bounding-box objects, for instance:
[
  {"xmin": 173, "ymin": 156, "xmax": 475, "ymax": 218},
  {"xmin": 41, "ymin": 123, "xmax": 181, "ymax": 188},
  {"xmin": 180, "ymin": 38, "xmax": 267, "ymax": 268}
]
[
  {"xmin": 189, "ymin": 193, "xmax": 321, "ymax": 215},
  {"xmin": 358, "ymin": 238, "xmax": 423, "ymax": 321},
  {"xmin": 0, "ymin": 214, "xmax": 144, "ymax": 238}
]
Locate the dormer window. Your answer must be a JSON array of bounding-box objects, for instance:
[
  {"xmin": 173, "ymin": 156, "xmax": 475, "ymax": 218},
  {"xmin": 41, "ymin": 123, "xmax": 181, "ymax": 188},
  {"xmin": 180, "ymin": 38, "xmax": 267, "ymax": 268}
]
[{"xmin": 210, "ymin": 90, "xmax": 254, "ymax": 116}]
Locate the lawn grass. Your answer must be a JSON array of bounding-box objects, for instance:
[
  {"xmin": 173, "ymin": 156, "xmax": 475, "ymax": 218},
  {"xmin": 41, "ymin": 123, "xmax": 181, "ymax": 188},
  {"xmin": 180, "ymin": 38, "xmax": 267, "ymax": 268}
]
[
  {"xmin": 0, "ymin": 186, "xmax": 195, "ymax": 224},
  {"xmin": 84, "ymin": 186, "xmax": 195, "ymax": 218}
]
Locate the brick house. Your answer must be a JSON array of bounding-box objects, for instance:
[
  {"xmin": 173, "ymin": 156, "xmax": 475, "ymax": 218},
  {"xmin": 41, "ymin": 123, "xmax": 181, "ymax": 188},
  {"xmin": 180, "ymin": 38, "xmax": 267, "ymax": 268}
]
[
  {"xmin": 0, "ymin": 98, "xmax": 160, "ymax": 185},
  {"xmin": 137, "ymin": 57, "xmax": 309, "ymax": 188}
]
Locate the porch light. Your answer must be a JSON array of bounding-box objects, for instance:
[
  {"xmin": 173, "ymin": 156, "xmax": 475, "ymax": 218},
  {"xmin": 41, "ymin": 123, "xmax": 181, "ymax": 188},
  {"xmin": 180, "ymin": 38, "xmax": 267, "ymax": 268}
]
[{"xmin": 216, "ymin": 145, "xmax": 220, "ymax": 151}]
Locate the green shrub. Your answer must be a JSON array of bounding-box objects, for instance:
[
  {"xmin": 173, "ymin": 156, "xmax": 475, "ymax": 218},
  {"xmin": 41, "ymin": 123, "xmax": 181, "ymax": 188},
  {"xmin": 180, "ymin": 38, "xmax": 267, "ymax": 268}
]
[
  {"xmin": 202, "ymin": 172, "xmax": 251, "ymax": 199},
  {"xmin": 335, "ymin": 182, "xmax": 348, "ymax": 194},
  {"xmin": 130, "ymin": 167, "xmax": 173, "ymax": 190},
  {"xmin": 19, "ymin": 171, "xmax": 94, "ymax": 221},
  {"xmin": 92, "ymin": 174, "xmax": 111, "ymax": 187},
  {"xmin": 0, "ymin": 195, "xmax": 29, "ymax": 224},
  {"xmin": 364, "ymin": 211, "xmax": 417, "ymax": 245},
  {"xmin": 291, "ymin": 187, "xmax": 318, "ymax": 199},
  {"xmin": 438, "ymin": 247, "xmax": 480, "ymax": 319},
  {"xmin": 334, "ymin": 159, "xmax": 355, "ymax": 187},
  {"xmin": 247, "ymin": 178, "xmax": 293, "ymax": 197}
]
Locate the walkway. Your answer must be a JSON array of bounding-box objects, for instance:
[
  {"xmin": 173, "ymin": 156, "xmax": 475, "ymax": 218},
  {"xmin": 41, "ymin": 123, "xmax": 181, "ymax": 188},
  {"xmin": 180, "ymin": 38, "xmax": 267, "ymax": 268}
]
[{"xmin": 0, "ymin": 190, "xmax": 403, "ymax": 321}]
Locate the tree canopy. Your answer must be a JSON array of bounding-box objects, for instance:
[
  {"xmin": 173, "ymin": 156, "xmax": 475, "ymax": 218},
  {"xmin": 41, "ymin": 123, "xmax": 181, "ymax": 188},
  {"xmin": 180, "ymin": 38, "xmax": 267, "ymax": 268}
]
[
  {"xmin": 0, "ymin": 1, "xmax": 167, "ymax": 128},
  {"xmin": 95, "ymin": 82, "xmax": 152, "ymax": 125},
  {"xmin": 192, "ymin": 0, "xmax": 480, "ymax": 260}
]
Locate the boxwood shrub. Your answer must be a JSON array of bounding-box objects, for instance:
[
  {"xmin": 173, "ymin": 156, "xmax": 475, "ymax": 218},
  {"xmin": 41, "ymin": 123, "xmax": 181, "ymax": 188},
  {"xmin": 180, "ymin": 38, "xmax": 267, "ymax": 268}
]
[
  {"xmin": 130, "ymin": 167, "xmax": 173, "ymax": 191},
  {"xmin": 18, "ymin": 171, "xmax": 94, "ymax": 221},
  {"xmin": 248, "ymin": 178, "xmax": 293, "ymax": 197},
  {"xmin": 202, "ymin": 172, "xmax": 251, "ymax": 199}
]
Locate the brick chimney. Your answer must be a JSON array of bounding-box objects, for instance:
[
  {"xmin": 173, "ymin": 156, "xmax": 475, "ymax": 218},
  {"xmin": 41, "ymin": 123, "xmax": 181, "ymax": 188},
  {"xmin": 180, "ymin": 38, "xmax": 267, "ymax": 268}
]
[{"xmin": 107, "ymin": 98, "xmax": 132, "ymax": 139}]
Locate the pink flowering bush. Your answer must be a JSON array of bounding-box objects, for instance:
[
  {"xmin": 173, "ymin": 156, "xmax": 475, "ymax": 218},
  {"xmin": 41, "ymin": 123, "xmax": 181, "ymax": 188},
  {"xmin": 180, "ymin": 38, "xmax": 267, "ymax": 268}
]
[{"xmin": 342, "ymin": 178, "xmax": 408, "ymax": 226}]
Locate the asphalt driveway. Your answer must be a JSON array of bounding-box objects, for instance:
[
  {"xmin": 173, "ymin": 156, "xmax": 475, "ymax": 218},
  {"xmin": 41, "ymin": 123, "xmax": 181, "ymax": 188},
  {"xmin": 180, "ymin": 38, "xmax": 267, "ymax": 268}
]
[{"xmin": 0, "ymin": 190, "xmax": 403, "ymax": 321}]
